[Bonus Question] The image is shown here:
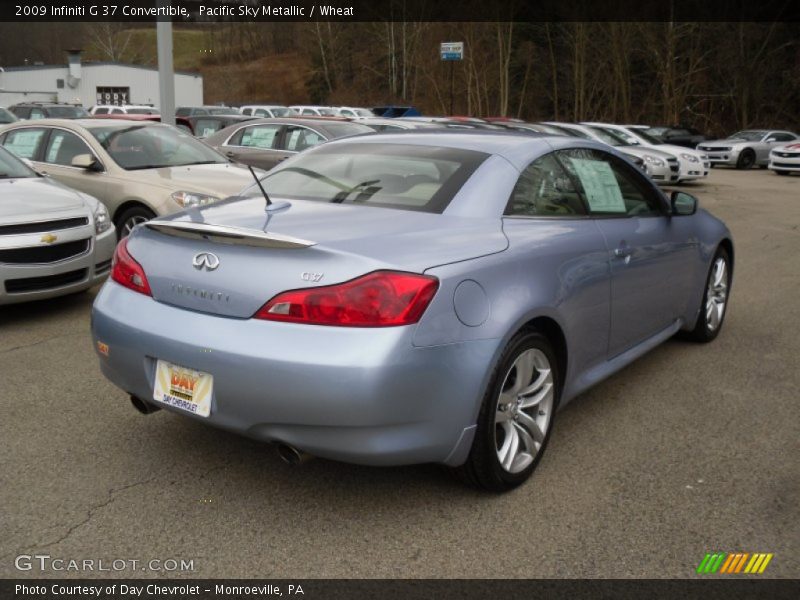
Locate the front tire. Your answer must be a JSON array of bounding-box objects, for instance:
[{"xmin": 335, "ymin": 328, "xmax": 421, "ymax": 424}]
[
  {"xmin": 454, "ymin": 330, "xmax": 559, "ymax": 492},
  {"xmin": 116, "ymin": 206, "xmax": 155, "ymax": 239},
  {"xmin": 685, "ymin": 247, "xmax": 731, "ymax": 343},
  {"xmin": 736, "ymin": 150, "xmax": 755, "ymax": 170},
  {"xmin": 775, "ymin": 170, "xmax": 790, "ymax": 176}
]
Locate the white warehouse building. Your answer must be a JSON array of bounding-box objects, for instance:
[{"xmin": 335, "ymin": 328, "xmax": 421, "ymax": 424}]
[{"xmin": 0, "ymin": 50, "xmax": 203, "ymax": 109}]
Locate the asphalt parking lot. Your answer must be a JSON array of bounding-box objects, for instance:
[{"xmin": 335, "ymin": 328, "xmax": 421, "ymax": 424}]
[{"xmin": 1, "ymin": 168, "xmax": 798, "ymax": 579}]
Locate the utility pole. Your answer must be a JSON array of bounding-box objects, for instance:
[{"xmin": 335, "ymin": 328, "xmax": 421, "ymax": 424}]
[
  {"xmin": 440, "ymin": 41, "xmax": 463, "ymax": 116},
  {"xmin": 156, "ymin": 0, "xmax": 175, "ymax": 125}
]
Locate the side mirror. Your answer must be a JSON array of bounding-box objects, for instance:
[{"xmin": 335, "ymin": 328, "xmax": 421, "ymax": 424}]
[
  {"xmin": 71, "ymin": 154, "xmax": 103, "ymax": 171},
  {"xmin": 671, "ymin": 191, "xmax": 697, "ymax": 216}
]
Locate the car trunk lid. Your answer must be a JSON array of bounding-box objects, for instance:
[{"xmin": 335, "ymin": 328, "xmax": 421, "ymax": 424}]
[{"xmin": 127, "ymin": 197, "xmax": 507, "ymax": 318}]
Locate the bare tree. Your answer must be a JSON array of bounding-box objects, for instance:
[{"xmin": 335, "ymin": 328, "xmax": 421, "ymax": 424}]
[{"xmin": 84, "ymin": 23, "xmax": 141, "ymax": 63}]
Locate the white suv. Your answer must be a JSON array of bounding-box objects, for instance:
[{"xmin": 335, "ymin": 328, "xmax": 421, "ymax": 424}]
[
  {"xmin": 239, "ymin": 105, "xmax": 297, "ymax": 118},
  {"xmin": 288, "ymin": 105, "xmax": 339, "ymax": 117},
  {"xmin": 89, "ymin": 105, "xmax": 159, "ymax": 116}
]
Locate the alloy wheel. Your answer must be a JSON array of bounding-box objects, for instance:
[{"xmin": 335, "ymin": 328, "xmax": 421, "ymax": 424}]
[
  {"xmin": 494, "ymin": 348, "xmax": 555, "ymax": 474},
  {"xmin": 705, "ymin": 257, "xmax": 728, "ymax": 331}
]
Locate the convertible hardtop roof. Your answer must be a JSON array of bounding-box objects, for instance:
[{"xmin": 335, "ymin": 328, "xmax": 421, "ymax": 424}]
[{"xmin": 320, "ymin": 129, "xmax": 566, "ymax": 166}]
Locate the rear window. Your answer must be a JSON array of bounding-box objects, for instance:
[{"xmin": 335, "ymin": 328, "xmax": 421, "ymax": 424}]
[
  {"xmin": 47, "ymin": 106, "xmax": 89, "ymax": 118},
  {"xmin": 208, "ymin": 107, "xmax": 238, "ymax": 115},
  {"xmin": 319, "ymin": 122, "xmax": 374, "ymax": 138},
  {"xmin": 248, "ymin": 142, "xmax": 489, "ymax": 214}
]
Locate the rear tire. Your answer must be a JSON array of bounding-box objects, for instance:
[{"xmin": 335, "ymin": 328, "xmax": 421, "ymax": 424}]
[
  {"xmin": 736, "ymin": 150, "xmax": 755, "ymax": 170},
  {"xmin": 453, "ymin": 330, "xmax": 559, "ymax": 492},
  {"xmin": 684, "ymin": 247, "xmax": 731, "ymax": 343}
]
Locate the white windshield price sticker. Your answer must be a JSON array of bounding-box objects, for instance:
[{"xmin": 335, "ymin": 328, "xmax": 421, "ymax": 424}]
[{"xmin": 568, "ymin": 158, "xmax": 626, "ymax": 213}]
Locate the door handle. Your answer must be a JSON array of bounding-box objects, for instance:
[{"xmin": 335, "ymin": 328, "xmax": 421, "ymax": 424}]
[{"xmin": 225, "ymin": 150, "xmax": 235, "ymax": 157}]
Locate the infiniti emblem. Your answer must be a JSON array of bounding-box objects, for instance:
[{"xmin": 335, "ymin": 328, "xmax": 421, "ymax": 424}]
[{"xmin": 193, "ymin": 252, "xmax": 220, "ymax": 271}]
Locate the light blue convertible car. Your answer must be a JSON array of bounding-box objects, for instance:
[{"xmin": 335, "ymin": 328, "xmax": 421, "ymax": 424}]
[{"xmin": 92, "ymin": 132, "xmax": 733, "ymax": 491}]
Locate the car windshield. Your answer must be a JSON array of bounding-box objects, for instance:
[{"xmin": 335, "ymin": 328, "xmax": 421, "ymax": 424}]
[
  {"xmin": 728, "ymin": 130, "xmax": 766, "ymax": 141},
  {"xmin": 316, "ymin": 108, "xmax": 337, "ymax": 116},
  {"xmin": 598, "ymin": 127, "xmax": 640, "ymax": 145},
  {"xmin": 0, "ymin": 146, "xmax": 35, "ymax": 179},
  {"xmin": 49, "ymin": 106, "xmax": 89, "ymax": 118},
  {"xmin": 630, "ymin": 128, "xmax": 663, "ymax": 145},
  {"xmin": 585, "ymin": 126, "xmax": 628, "ymax": 146},
  {"xmin": 244, "ymin": 142, "xmax": 489, "ymax": 214},
  {"xmin": 270, "ymin": 107, "xmax": 295, "ymax": 117},
  {"xmin": 127, "ymin": 108, "xmax": 159, "ymax": 115},
  {"xmin": 351, "ymin": 108, "xmax": 374, "ymax": 117},
  {"xmin": 548, "ymin": 125, "xmax": 592, "ymax": 140},
  {"xmin": 645, "ymin": 127, "xmax": 669, "ymax": 137},
  {"xmin": 208, "ymin": 107, "xmax": 239, "ymax": 115},
  {"xmin": 89, "ymin": 124, "xmax": 227, "ymax": 170},
  {"xmin": 0, "ymin": 108, "xmax": 18, "ymax": 124}
]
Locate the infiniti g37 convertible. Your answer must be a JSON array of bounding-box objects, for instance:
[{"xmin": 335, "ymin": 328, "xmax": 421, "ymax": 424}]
[{"xmin": 92, "ymin": 132, "xmax": 733, "ymax": 491}]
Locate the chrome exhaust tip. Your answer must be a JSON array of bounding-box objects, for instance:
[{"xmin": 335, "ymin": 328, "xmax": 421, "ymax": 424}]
[
  {"xmin": 276, "ymin": 443, "xmax": 312, "ymax": 465},
  {"xmin": 130, "ymin": 395, "xmax": 161, "ymax": 415}
]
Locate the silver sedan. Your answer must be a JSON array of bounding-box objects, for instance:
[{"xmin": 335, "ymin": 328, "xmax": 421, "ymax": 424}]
[{"xmin": 0, "ymin": 146, "xmax": 116, "ymax": 305}]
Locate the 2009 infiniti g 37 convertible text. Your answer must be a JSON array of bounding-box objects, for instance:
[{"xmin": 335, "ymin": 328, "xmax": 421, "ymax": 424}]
[{"xmin": 92, "ymin": 132, "xmax": 733, "ymax": 491}]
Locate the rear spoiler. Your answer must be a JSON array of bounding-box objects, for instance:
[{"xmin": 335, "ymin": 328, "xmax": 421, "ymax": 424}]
[{"xmin": 144, "ymin": 221, "xmax": 315, "ymax": 249}]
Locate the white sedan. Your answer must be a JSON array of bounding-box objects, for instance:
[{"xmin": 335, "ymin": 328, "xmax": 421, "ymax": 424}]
[
  {"xmin": 585, "ymin": 122, "xmax": 710, "ymax": 182},
  {"xmin": 0, "ymin": 146, "xmax": 116, "ymax": 304}
]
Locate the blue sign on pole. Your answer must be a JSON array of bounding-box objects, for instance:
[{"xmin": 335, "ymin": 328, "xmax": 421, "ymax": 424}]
[{"xmin": 440, "ymin": 42, "xmax": 464, "ymax": 61}]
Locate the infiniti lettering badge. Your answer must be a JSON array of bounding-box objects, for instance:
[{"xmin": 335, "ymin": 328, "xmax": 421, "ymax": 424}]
[
  {"xmin": 171, "ymin": 284, "xmax": 230, "ymax": 303},
  {"xmin": 193, "ymin": 252, "xmax": 220, "ymax": 271}
]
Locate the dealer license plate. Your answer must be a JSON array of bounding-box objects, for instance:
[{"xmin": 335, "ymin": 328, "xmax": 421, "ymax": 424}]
[{"xmin": 153, "ymin": 359, "xmax": 213, "ymax": 417}]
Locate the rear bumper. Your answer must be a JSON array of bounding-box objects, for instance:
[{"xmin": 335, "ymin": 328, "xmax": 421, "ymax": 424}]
[
  {"xmin": 91, "ymin": 281, "xmax": 497, "ymax": 466},
  {"xmin": 0, "ymin": 227, "xmax": 116, "ymax": 305}
]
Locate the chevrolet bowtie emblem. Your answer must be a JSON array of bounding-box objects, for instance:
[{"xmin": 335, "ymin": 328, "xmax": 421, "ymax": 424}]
[{"xmin": 41, "ymin": 233, "xmax": 58, "ymax": 244}]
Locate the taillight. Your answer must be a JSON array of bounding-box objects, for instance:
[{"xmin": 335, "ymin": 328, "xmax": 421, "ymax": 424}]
[
  {"xmin": 254, "ymin": 270, "xmax": 439, "ymax": 327},
  {"xmin": 111, "ymin": 237, "xmax": 152, "ymax": 296}
]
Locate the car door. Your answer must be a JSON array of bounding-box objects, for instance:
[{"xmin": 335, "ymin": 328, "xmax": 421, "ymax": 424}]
[
  {"xmin": 278, "ymin": 125, "xmax": 328, "ymax": 161},
  {"xmin": 502, "ymin": 152, "xmax": 611, "ymax": 380},
  {"xmin": 39, "ymin": 127, "xmax": 109, "ymax": 203},
  {"xmin": 219, "ymin": 123, "xmax": 285, "ymax": 170},
  {"xmin": 557, "ymin": 147, "xmax": 698, "ymax": 356}
]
